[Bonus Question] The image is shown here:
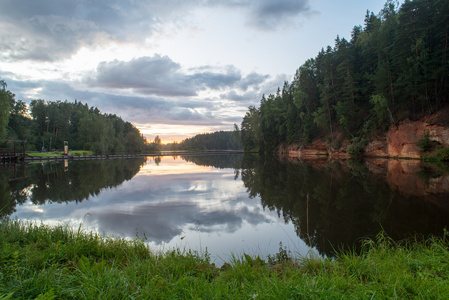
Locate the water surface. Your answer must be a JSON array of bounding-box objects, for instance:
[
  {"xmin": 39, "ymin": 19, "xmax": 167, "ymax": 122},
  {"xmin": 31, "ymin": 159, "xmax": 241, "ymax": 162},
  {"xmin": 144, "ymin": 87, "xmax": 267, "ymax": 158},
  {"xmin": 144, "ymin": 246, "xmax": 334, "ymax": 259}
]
[{"xmin": 2, "ymin": 154, "xmax": 448, "ymax": 263}]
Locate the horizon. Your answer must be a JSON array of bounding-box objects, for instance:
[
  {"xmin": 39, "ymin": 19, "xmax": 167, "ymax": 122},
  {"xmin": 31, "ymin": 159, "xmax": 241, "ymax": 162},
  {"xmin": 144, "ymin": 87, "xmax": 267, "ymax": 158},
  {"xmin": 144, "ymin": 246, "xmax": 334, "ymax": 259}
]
[{"xmin": 0, "ymin": 0, "xmax": 404, "ymax": 142}]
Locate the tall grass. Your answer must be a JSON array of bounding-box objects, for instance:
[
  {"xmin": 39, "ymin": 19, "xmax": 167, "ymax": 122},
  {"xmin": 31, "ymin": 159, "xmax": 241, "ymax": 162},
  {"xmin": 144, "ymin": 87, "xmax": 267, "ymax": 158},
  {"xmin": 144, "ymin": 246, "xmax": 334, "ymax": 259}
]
[{"xmin": 1, "ymin": 219, "xmax": 448, "ymax": 299}]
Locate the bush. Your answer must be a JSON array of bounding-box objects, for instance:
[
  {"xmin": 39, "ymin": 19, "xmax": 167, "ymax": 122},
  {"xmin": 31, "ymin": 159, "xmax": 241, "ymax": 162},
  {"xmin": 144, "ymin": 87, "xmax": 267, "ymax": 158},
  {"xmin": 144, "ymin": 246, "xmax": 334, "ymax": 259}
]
[
  {"xmin": 416, "ymin": 131, "xmax": 432, "ymax": 152},
  {"xmin": 347, "ymin": 137, "xmax": 367, "ymax": 156},
  {"xmin": 424, "ymin": 147, "xmax": 449, "ymax": 162}
]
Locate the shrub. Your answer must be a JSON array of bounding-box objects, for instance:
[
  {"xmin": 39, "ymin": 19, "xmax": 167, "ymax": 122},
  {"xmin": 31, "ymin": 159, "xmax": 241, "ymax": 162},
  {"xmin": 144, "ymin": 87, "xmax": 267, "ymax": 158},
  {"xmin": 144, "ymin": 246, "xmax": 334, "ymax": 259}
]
[
  {"xmin": 347, "ymin": 137, "xmax": 367, "ymax": 156},
  {"xmin": 416, "ymin": 131, "xmax": 432, "ymax": 152}
]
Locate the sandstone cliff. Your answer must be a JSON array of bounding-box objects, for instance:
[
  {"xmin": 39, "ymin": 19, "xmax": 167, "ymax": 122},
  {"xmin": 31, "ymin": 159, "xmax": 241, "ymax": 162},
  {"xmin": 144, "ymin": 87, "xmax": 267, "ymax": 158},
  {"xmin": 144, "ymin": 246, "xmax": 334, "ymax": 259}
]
[{"xmin": 286, "ymin": 106, "xmax": 449, "ymax": 160}]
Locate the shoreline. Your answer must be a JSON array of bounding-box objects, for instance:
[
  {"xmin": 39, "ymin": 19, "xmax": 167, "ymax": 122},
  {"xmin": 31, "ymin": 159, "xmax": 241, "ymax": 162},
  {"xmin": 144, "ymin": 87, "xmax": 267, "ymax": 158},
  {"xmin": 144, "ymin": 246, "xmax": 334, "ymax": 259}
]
[
  {"xmin": 1, "ymin": 219, "xmax": 448, "ymax": 299},
  {"xmin": 22, "ymin": 150, "xmax": 245, "ymax": 162}
]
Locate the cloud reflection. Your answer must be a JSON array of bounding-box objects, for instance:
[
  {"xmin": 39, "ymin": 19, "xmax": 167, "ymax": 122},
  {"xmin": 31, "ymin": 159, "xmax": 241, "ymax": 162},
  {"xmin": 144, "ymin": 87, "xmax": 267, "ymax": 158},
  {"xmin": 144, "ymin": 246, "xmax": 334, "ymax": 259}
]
[{"xmin": 64, "ymin": 158, "xmax": 272, "ymax": 244}]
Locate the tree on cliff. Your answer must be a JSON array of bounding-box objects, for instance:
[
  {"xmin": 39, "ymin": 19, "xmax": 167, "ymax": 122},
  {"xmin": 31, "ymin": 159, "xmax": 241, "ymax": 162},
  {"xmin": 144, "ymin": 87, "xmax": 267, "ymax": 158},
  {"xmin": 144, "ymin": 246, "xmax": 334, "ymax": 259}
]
[{"xmin": 241, "ymin": 0, "xmax": 449, "ymax": 153}]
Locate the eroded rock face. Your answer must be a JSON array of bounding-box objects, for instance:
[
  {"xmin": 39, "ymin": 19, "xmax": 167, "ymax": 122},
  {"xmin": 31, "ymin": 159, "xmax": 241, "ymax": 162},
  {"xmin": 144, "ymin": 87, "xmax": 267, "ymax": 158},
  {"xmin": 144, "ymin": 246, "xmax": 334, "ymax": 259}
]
[
  {"xmin": 288, "ymin": 141, "xmax": 328, "ymax": 157},
  {"xmin": 286, "ymin": 106, "xmax": 449, "ymax": 159},
  {"xmin": 288, "ymin": 120, "xmax": 449, "ymax": 159},
  {"xmin": 364, "ymin": 140, "xmax": 388, "ymax": 158},
  {"xmin": 386, "ymin": 120, "xmax": 449, "ymax": 159},
  {"xmin": 386, "ymin": 121, "xmax": 426, "ymax": 159}
]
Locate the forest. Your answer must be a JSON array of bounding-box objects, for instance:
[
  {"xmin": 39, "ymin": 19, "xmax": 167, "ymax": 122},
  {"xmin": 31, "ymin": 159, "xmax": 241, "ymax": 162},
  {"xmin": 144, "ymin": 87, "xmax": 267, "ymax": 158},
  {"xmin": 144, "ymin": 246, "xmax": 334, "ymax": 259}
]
[
  {"xmin": 240, "ymin": 0, "xmax": 449, "ymax": 153},
  {"xmin": 2, "ymin": 0, "xmax": 447, "ymax": 155},
  {"xmin": 0, "ymin": 80, "xmax": 154, "ymax": 154},
  {"xmin": 164, "ymin": 129, "xmax": 242, "ymax": 151},
  {"xmin": 0, "ymin": 77, "xmax": 241, "ymax": 153}
]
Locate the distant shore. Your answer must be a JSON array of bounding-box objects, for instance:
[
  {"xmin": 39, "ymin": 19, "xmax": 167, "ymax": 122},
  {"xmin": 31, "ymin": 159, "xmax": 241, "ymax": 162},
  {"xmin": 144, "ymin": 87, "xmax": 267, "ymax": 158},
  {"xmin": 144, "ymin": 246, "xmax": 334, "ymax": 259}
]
[{"xmin": 23, "ymin": 150, "xmax": 245, "ymax": 162}]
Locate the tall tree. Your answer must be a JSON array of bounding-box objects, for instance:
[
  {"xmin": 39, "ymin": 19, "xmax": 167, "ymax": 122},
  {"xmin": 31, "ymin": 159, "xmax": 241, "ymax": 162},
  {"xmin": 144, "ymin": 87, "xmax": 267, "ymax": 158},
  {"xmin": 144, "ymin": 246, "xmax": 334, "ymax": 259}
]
[{"xmin": 0, "ymin": 80, "xmax": 13, "ymax": 138}]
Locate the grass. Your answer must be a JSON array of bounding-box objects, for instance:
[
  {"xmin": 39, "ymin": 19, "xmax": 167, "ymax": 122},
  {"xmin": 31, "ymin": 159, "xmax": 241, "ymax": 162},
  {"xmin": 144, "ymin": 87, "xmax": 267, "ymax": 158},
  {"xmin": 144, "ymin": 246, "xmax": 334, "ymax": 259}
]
[
  {"xmin": 26, "ymin": 150, "xmax": 94, "ymax": 157},
  {"xmin": 0, "ymin": 220, "xmax": 448, "ymax": 299}
]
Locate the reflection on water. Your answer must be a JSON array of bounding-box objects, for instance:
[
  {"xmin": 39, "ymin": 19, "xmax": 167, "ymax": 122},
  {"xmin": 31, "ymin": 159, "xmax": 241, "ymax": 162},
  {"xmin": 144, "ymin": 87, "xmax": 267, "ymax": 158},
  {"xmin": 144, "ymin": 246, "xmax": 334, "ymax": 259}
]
[
  {"xmin": 2, "ymin": 154, "xmax": 449, "ymax": 261},
  {"xmin": 242, "ymin": 155, "xmax": 449, "ymax": 256}
]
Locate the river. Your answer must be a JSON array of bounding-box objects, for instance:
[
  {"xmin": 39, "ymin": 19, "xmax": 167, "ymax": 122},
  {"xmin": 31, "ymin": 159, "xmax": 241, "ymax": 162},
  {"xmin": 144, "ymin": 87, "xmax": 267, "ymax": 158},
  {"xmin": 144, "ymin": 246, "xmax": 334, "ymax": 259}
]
[{"xmin": 1, "ymin": 154, "xmax": 448, "ymax": 263}]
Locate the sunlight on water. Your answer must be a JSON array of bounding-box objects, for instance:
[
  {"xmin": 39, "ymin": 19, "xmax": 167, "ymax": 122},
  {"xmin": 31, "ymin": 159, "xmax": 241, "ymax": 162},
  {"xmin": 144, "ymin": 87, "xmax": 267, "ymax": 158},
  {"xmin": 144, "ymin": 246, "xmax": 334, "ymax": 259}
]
[
  {"xmin": 6, "ymin": 155, "xmax": 318, "ymax": 263},
  {"xmin": 4, "ymin": 154, "xmax": 449, "ymax": 263}
]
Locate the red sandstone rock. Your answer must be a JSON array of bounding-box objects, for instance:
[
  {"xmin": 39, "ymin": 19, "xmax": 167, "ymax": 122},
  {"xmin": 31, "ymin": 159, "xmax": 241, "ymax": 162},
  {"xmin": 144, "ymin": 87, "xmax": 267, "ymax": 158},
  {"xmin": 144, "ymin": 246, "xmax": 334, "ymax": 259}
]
[
  {"xmin": 386, "ymin": 120, "xmax": 425, "ymax": 159},
  {"xmin": 364, "ymin": 140, "xmax": 388, "ymax": 158},
  {"xmin": 385, "ymin": 119, "xmax": 449, "ymax": 159},
  {"xmin": 286, "ymin": 106, "xmax": 449, "ymax": 159}
]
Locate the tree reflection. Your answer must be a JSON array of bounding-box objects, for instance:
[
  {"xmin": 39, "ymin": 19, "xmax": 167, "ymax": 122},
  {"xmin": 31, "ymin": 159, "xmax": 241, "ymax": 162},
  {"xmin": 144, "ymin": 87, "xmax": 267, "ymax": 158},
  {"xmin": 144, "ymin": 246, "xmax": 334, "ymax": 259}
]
[
  {"xmin": 3, "ymin": 154, "xmax": 449, "ymax": 259},
  {"xmin": 0, "ymin": 158, "xmax": 146, "ymax": 217},
  {"xmin": 239, "ymin": 155, "xmax": 449, "ymax": 257}
]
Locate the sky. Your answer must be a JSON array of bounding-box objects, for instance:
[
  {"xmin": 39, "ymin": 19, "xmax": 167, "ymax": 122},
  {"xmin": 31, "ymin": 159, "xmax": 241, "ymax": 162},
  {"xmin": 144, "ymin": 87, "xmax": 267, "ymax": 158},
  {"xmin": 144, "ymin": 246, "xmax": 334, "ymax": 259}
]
[{"xmin": 0, "ymin": 0, "xmax": 400, "ymax": 143}]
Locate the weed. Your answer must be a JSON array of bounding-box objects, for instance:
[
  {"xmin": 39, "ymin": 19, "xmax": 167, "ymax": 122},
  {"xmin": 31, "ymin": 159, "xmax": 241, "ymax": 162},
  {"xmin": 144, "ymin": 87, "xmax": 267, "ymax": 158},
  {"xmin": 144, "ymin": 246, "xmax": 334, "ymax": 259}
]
[{"xmin": 1, "ymin": 220, "xmax": 448, "ymax": 299}]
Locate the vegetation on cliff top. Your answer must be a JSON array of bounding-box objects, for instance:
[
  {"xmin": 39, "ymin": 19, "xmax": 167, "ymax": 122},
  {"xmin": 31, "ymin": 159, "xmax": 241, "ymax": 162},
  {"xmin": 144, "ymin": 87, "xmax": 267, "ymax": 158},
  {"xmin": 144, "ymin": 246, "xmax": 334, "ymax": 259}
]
[
  {"xmin": 240, "ymin": 0, "xmax": 449, "ymax": 153},
  {"xmin": 1, "ymin": 219, "xmax": 448, "ymax": 299}
]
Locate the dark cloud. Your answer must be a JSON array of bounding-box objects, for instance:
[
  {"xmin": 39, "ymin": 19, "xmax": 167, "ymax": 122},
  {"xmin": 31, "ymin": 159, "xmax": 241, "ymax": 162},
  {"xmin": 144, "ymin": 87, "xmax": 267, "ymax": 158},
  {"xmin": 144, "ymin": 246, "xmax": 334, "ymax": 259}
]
[
  {"xmin": 0, "ymin": 0, "xmax": 154, "ymax": 62},
  {"xmin": 207, "ymin": 0, "xmax": 313, "ymax": 30},
  {"xmin": 187, "ymin": 66, "xmax": 242, "ymax": 90},
  {"xmin": 238, "ymin": 72, "xmax": 270, "ymax": 91},
  {"xmin": 93, "ymin": 55, "xmax": 196, "ymax": 97},
  {"xmin": 0, "ymin": 0, "xmax": 113, "ymax": 61},
  {"xmin": 90, "ymin": 55, "xmax": 269, "ymax": 97},
  {"xmin": 250, "ymin": 0, "xmax": 311, "ymax": 30},
  {"xmin": 0, "ymin": 0, "xmax": 312, "ymax": 62}
]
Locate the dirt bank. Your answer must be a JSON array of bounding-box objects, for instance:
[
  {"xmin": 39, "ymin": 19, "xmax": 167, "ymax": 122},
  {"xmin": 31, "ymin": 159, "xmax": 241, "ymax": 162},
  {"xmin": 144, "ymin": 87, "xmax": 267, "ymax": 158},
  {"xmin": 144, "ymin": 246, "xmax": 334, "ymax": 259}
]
[{"xmin": 284, "ymin": 106, "xmax": 449, "ymax": 160}]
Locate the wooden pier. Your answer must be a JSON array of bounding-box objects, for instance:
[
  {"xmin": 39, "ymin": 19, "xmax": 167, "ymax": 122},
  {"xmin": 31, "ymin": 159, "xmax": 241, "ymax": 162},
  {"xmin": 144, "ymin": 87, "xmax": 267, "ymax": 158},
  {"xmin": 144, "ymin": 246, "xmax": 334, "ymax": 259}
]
[{"xmin": 0, "ymin": 139, "xmax": 26, "ymax": 163}]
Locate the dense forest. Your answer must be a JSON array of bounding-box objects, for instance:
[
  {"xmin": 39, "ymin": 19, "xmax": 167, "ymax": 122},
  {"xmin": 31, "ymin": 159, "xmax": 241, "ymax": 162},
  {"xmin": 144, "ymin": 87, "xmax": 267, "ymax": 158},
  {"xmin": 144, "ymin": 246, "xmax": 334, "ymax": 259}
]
[
  {"xmin": 1, "ymin": 79, "xmax": 240, "ymax": 153},
  {"xmin": 165, "ymin": 129, "xmax": 242, "ymax": 151},
  {"xmin": 0, "ymin": 80, "xmax": 158, "ymax": 154},
  {"xmin": 240, "ymin": 0, "xmax": 449, "ymax": 153}
]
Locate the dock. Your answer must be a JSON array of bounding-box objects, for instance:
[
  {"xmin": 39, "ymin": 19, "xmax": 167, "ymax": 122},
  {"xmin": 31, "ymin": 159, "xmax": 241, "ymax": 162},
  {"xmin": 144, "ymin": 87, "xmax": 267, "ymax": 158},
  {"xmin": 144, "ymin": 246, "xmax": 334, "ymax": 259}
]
[{"xmin": 0, "ymin": 139, "xmax": 26, "ymax": 163}]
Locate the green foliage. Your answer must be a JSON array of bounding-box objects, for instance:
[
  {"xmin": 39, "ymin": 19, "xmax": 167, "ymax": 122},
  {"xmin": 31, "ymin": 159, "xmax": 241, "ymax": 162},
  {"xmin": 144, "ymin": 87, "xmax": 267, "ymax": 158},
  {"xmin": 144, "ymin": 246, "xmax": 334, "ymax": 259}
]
[
  {"xmin": 347, "ymin": 137, "xmax": 367, "ymax": 156},
  {"xmin": 416, "ymin": 131, "xmax": 433, "ymax": 152},
  {"xmin": 370, "ymin": 94, "xmax": 394, "ymax": 128},
  {"xmin": 1, "ymin": 220, "xmax": 448, "ymax": 299},
  {"xmin": 179, "ymin": 130, "xmax": 243, "ymax": 151},
  {"xmin": 2, "ymin": 93, "xmax": 150, "ymax": 154},
  {"xmin": 423, "ymin": 147, "xmax": 449, "ymax": 163},
  {"xmin": 241, "ymin": 0, "xmax": 449, "ymax": 152},
  {"xmin": 0, "ymin": 80, "xmax": 13, "ymax": 139},
  {"xmin": 241, "ymin": 106, "xmax": 262, "ymax": 152},
  {"xmin": 267, "ymin": 242, "xmax": 292, "ymax": 266}
]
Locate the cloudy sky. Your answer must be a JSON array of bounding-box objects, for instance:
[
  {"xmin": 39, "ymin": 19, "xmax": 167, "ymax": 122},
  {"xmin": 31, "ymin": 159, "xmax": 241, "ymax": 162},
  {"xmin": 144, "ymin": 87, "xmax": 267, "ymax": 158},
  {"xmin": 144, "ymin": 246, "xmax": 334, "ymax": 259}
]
[{"xmin": 0, "ymin": 0, "xmax": 398, "ymax": 143}]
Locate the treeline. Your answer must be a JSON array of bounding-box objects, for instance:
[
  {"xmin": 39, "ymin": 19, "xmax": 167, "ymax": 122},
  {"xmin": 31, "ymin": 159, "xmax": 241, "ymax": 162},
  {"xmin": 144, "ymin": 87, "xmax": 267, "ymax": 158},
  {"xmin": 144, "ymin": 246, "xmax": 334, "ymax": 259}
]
[
  {"xmin": 164, "ymin": 130, "xmax": 242, "ymax": 151},
  {"xmin": 240, "ymin": 0, "xmax": 449, "ymax": 152},
  {"xmin": 1, "ymin": 81, "xmax": 156, "ymax": 154}
]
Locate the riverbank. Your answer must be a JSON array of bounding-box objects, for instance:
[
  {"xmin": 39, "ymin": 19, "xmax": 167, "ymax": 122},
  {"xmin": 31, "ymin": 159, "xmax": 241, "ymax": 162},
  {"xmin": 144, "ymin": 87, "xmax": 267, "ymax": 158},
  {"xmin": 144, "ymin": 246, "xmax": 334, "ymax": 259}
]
[
  {"xmin": 1, "ymin": 220, "xmax": 448, "ymax": 299},
  {"xmin": 282, "ymin": 105, "xmax": 449, "ymax": 160},
  {"xmin": 23, "ymin": 150, "xmax": 244, "ymax": 162}
]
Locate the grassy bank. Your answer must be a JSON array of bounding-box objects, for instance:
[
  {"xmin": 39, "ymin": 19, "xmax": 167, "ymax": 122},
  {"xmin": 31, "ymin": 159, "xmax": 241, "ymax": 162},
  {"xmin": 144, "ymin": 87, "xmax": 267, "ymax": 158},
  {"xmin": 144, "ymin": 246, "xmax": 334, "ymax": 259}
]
[
  {"xmin": 26, "ymin": 150, "xmax": 94, "ymax": 157},
  {"xmin": 0, "ymin": 220, "xmax": 448, "ymax": 299}
]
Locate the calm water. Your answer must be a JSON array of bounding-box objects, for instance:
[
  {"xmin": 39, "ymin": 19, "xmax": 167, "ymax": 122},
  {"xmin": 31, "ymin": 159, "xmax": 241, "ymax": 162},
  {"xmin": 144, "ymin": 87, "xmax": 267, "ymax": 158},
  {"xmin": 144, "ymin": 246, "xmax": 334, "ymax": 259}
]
[{"xmin": 1, "ymin": 154, "xmax": 449, "ymax": 263}]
